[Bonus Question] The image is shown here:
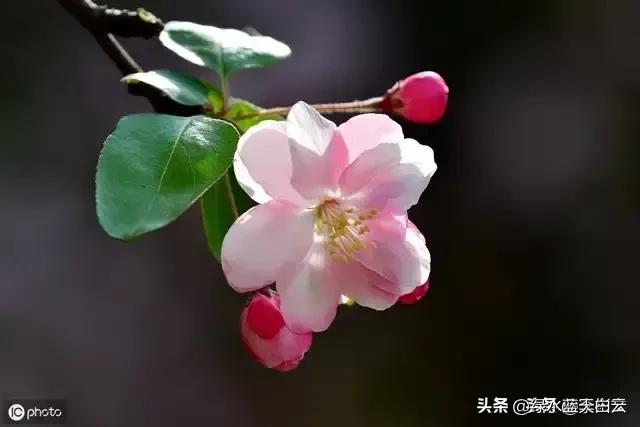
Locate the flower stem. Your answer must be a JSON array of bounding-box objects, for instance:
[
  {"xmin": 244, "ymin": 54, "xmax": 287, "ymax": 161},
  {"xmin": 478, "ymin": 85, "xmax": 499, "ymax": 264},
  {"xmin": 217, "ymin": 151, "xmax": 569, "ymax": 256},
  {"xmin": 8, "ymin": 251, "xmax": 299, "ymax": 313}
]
[
  {"xmin": 235, "ymin": 96, "xmax": 385, "ymax": 119},
  {"xmin": 220, "ymin": 76, "xmax": 231, "ymax": 114},
  {"xmin": 219, "ymin": 75, "xmax": 239, "ymax": 219},
  {"xmin": 223, "ymin": 171, "xmax": 239, "ymax": 219}
]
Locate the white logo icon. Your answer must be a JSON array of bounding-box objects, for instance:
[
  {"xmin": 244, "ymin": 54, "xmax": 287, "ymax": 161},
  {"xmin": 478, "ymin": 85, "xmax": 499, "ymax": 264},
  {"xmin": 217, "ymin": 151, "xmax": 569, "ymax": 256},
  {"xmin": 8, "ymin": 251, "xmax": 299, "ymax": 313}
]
[{"xmin": 8, "ymin": 403, "xmax": 25, "ymax": 421}]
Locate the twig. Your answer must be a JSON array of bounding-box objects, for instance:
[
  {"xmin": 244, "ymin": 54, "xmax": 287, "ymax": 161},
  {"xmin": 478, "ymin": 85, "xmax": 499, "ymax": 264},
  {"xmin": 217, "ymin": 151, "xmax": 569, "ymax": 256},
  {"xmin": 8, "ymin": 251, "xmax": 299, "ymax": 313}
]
[
  {"xmin": 235, "ymin": 97, "xmax": 385, "ymax": 120},
  {"xmin": 57, "ymin": 0, "xmax": 202, "ymax": 116},
  {"xmin": 93, "ymin": 33, "xmax": 142, "ymax": 74}
]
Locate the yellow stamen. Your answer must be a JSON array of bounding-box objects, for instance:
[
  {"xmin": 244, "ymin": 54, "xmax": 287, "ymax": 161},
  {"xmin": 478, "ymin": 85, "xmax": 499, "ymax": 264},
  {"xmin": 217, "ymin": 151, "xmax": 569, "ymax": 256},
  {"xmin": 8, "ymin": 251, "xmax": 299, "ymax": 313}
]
[{"xmin": 314, "ymin": 199, "xmax": 377, "ymax": 262}]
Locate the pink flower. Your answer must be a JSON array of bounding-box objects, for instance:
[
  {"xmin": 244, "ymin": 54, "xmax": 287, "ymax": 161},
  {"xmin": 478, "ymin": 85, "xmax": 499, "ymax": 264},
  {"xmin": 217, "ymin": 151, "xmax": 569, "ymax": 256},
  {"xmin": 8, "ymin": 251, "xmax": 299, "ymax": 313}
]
[
  {"xmin": 383, "ymin": 71, "xmax": 449, "ymax": 124},
  {"xmin": 397, "ymin": 281, "xmax": 430, "ymax": 304},
  {"xmin": 222, "ymin": 102, "xmax": 436, "ymax": 333},
  {"xmin": 241, "ymin": 292, "xmax": 313, "ymax": 371}
]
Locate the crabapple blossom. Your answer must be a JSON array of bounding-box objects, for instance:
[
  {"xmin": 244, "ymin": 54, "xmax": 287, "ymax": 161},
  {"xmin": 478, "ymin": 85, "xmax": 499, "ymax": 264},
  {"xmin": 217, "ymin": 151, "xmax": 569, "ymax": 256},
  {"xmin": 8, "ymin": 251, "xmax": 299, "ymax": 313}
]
[
  {"xmin": 383, "ymin": 71, "xmax": 449, "ymax": 124},
  {"xmin": 241, "ymin": 292, "xmax": 313, "ymax": 371},
  {"xmin": 222, "ymin": 102, "xmax": 436, "ymax": 333}
]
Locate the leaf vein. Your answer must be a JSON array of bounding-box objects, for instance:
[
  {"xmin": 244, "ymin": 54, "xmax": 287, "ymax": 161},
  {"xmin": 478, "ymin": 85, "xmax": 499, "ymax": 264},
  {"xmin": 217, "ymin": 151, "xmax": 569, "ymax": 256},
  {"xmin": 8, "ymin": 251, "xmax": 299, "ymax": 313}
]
[{"xmin": 157, "ymin": 118, "xmax": 192, "ymax": 193}]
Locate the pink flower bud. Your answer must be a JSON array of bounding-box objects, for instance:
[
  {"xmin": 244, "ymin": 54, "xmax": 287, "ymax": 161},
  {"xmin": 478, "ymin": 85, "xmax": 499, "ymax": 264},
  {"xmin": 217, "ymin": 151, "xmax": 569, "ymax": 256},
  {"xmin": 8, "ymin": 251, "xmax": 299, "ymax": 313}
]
[
  {"xmin": 240, "ymin": 292, "xmax": 313, "ymax": 371},
  {"xmin": 383, "ymin": 71, "xmax": 449, "ymax": 124},
  {"xmin": 397, "ymin": 281, "xmax": 430, "ymax": 305}
]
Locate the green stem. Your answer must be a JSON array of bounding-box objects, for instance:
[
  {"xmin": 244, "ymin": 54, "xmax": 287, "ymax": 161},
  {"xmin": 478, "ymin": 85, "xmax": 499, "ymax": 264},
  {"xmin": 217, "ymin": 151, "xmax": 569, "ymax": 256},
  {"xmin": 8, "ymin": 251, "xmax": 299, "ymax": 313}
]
[
  {"xmin": 235, "ymin": 96, "xmax": 385, "ymax": 120},
  {"xmin": 220, "ymin": 76, "xmax": 231, "ymax": 114},
  {"xmin": 219, "ymin": 75, "xmax": 239, "ymax": 219},
  {"xmin": 223, "ymin": 171, "xmax": 239, "ymax": 219}
]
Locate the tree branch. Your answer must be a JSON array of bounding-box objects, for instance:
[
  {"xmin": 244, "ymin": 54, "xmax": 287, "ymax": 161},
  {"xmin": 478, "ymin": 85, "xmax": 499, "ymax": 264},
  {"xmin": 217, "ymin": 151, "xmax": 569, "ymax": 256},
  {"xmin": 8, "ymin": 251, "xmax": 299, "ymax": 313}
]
[
  {"xmin": 57, "ymin": 0, "xmax": 203, "ymax": 116},
  {"xmin": 57, "ymin": 0, "xmax": 164, "ymax": 39},
  {"xmin": 93, "ymin": 33, "xmax": 142, "ymax": 75}
]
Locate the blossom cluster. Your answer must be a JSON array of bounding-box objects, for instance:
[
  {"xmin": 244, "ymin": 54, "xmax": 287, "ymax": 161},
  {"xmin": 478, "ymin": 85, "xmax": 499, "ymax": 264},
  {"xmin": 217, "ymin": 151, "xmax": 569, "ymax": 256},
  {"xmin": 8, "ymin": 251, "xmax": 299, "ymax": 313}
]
[{"xmin": 224, "ymin": 72, "xmax": 448, "ymax": 370}]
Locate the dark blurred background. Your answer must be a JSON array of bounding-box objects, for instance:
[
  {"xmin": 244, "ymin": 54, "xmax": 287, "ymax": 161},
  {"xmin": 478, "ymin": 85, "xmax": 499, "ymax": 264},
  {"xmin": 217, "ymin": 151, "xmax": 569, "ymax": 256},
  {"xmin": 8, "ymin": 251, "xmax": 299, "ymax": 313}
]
[{"xmin": 1, "ymin": 1, "xmax": 639, "ymax": 426}]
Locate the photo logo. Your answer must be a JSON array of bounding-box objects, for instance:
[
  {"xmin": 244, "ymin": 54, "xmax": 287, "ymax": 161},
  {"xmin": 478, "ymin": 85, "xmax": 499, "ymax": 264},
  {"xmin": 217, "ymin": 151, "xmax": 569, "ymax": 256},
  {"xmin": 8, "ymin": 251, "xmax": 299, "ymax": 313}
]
[
  {"xmin": 3, "ymin": 400, "xmax": 66, "ymax": 424},
  {"xmin": 8, "ymin": 404, "xmax": 25, "ymax": 421}
]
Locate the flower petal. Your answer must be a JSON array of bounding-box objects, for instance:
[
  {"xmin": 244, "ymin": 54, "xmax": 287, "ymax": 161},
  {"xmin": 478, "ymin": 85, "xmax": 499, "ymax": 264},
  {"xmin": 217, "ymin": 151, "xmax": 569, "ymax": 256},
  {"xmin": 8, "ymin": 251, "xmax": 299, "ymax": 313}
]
[
  {"xmin": 404, "ymin": 223, "xmax": 431, "ymax": 285},
  {"xmin": 339, "ymin": 138, "xmax": 437, "ymax": 211},
  {"xmin": 221, "ymin": 201, "xmax": 314, "ymax": 292},
  {"xmin": 407, "ymin": 220, "xmax": 425, "ymax": 243},
  {"xmin": 277, "ymin": 240, "xmax": 341, "ymax": 333},
  {"xmin": 336, "ymin": 113, "xmax": 404, "ymax": 163},
  {"xmin": 287, "ymin": 102, "xmax": 348, "ymax": 201},
  {"xmin": 331, "ymin": 260, "xmax": 399, "ymax": 310},
  {"xmin": 246, "ymin": 294, "xmax": 285, "ymax": 339},
  {"xmin": 273, "ymin": 324, "xmax": 313, "ymax": 363},
  {"xmin": 356, "ymin": 214, "xmax": 431, "ymax": 294},
  {"xmin": 287, "ymin": 101, "xmax": 337, "ymax": 155},
  {"xmin": 234, "ymin": 120, "xmax": 309, "ymax": 206}
]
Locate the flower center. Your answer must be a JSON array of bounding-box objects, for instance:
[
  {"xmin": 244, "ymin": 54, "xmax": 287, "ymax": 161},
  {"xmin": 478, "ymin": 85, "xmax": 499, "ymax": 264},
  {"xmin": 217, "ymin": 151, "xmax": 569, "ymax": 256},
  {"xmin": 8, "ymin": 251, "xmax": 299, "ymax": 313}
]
[{"xmin": 314, "ymin": 199, "xmax": 377, "ymax": 262}]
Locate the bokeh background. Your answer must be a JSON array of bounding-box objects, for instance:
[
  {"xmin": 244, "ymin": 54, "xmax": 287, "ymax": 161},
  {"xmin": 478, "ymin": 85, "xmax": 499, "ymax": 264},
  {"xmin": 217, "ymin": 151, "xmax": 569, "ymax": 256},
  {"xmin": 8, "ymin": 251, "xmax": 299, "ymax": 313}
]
[{"xmin": 1, "ymin": 1, "xmax": 639, "ymax": 426}]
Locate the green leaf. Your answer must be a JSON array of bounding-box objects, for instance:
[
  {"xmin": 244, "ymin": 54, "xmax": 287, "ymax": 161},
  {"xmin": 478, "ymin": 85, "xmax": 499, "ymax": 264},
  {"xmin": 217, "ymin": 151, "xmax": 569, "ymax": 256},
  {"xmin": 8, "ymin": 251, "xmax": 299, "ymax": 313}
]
[
  {"xmin": 159, "ymin": 21, "xmax": 291, "ymax": 77},
  {"xmin": 121, "ymin": 69, "xmax": 221, "ymax": 109},
  {"xmin": 96, "ymin": 114, "xmax": 239, "ymax": 240},
  {"xmin": 225, "ymin": 98, "xmax": 283, "ymax": 132},
  {"xmin": 201, "ymin": 170, "xmax": 255, "ymax": 259}
]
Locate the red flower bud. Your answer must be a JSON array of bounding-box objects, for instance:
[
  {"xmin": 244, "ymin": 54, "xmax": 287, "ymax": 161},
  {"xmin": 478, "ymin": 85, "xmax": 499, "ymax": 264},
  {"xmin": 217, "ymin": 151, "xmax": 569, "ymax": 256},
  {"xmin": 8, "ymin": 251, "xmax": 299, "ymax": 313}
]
[
  {"xmin": 240, "ymin": 292, "xmax": 312, "ymax": 371},
  {"xmin": 397, "ymin": 281, "xmax": 430, "ymax": 305},
  {"xmin": 383, "ymin": 71, "xmax": 448, "ymax": 124}
]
